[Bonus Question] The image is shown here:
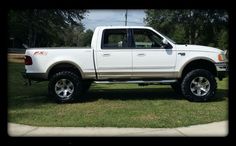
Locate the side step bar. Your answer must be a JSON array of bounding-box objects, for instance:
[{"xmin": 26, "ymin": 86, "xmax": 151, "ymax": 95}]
[{"xmin": 94, "ymin": 80, "xmax": 177, "ymax": 84}]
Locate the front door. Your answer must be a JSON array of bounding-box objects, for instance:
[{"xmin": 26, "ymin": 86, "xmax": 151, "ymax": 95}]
[{"xmin": 131, "ymin": 28, "xmax": 177, "ymax": 79}]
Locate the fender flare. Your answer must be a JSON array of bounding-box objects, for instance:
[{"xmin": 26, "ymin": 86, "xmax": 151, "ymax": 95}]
[
  {"xmin": 178, "ymin": 57, "xmax": 216, "ymax": 78},
  {"xmin": 46, "ymin": 61, "xmax": 85, "ymax": 79}
]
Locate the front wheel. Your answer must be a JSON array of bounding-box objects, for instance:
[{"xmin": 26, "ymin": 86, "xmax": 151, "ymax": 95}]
[
  {"xmin": 181, "ymin": 69, "xmax": 217, "ymax": 102},
  {"xmin": 48, "ymin": 71, "xmax": 83, "ymax": 103}
]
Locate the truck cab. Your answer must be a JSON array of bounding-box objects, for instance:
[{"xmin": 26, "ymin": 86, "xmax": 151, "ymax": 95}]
[{"xmin": 92, "ymin": 26, "xmax": 177, "ymax": 80}]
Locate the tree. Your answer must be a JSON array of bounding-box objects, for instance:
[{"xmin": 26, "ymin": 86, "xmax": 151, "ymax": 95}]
[
  {"xmin": 63, "ymin": 24, "xmax": 85, "ymax": 47},
  {"xmin": 81, "ymin": 29, "xmax": 94, "ymax": 47},
  {"xmin": 217, "ymin": 29, "xmax": 228, "ymax": 50},
  {"xmin": 8, "ymin": 9, "xmax": 87, "ymax": 48},
  {"xmin": 144, "ymin": 9, "xmax": 228, "ymax": 49}
]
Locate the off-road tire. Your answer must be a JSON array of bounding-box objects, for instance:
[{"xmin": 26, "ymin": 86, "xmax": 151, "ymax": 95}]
[
  {"xmin": 48, "ymin": 71, "xmax": 82, "ymax": 103},
  {"xmin": 181, "ymin": 69, "xmax": 217, "ymax": 102}
]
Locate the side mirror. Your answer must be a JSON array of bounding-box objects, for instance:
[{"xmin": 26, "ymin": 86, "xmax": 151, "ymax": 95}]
[
  {"xmin": 162, "ymin": 38, "xmax": 168, "ymax": 45},
  {"xmin": 161, "ymin": 38, "xmax": 172, "ymax": 49}
]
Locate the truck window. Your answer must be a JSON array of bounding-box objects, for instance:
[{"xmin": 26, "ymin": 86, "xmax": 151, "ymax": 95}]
[
  {"xmin": 132, "ymin": 29, "xmax": 166, "ymax": 49},
  {"xmin": 102, "ymin": 29, "xmax": 128, "ymax": 49}
]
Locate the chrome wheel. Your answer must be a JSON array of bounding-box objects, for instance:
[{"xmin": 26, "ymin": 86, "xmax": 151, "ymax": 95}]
[
  {"xmin": 55, "ymin": 79, "xmax": 74, "ymax": 99},
  {"xmin": 190, "ymin": 77, "xmax": 210, "ymax": 96}
]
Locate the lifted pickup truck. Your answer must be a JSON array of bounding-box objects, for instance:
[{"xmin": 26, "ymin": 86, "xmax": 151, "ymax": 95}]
[{"xmin": 23, "ymin": 26, "xmax": 228, "ymax": 103}]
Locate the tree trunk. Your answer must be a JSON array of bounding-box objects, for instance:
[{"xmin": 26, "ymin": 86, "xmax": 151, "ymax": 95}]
[
  {"xmin": 28, "ymin": 28, "xmax": 32, "ymax": 47},
  {"xmin": 194, "ymin": 29, "xmax": 198, "ymax": 44},
  {"xmin": 28, "ymin": 10, "xmax": 33, "ymax": 47},
  {"xmin": 33, "ymin": 30, "xmax": 36, "ymax": 47},
  {"xmin": 188, "ymin": 29, "xmax": 192, "ymax": 44}
]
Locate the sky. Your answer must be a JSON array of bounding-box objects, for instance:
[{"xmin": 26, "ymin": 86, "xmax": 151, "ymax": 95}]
[{"xmin": 82, "ymin": 9, "xmax": 146, "ymax": 31}]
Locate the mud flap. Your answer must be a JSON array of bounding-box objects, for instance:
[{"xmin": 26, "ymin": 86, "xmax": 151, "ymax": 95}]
[{"xmin": 21, "ymin": 72, "xmax": 31, "ymax": 86}]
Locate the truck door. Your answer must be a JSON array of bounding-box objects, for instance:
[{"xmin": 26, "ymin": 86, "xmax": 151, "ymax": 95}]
[
  {"xmin": 95, "ymin": 28, "xmax": 132, "ymax": 79},
  {"xmin": 131, "ymin": 28, "xmax": 177, "ymax": 79}
]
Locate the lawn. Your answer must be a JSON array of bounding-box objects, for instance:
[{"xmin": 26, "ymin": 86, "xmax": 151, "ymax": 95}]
[{"xmin": 8, "ymin": 62, "xmax": 228, "ymax": 128}]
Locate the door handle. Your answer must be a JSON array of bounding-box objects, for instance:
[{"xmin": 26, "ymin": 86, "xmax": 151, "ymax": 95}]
[
  {"xmin": 137, "ymin": 53, "xmax": 145, "ymax": 56},
  {"xmin": 102, "ymin": 53, "xmax": 110, "ymax": 56},
  {"xmin": 178, "ymin": 53, "xmax": 185, "ymax": 56}
]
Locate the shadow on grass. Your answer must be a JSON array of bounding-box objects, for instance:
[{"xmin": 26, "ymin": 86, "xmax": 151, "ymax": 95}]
[
  {"xmin": 8, "ymin": 88, "xmax": 228, "ymax": 109},
  {"xmin": 81, "ymin": 88, "xmax": 228, "ymax": 103},
  {"xmin": 86, "ymin": 88, "xmax": 184, "ymax": 100}
]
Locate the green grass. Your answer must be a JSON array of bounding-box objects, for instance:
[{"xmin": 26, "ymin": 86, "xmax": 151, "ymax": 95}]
[{"xmin": 8, "ymin": 62, "xmax": 228, "ymax": 128}]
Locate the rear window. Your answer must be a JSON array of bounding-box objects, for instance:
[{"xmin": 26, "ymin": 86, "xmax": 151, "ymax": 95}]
[{"xmin": 102, "ymin": 29, "xmax": 128, "ymax": 49}]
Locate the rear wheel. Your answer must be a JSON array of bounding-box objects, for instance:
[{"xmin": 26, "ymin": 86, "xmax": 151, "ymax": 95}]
[
  {"xmin": 181, "ymin": 69, "xmax": 217, "ymax": 102},
  {"xmin": 48, "ymin": 71, "xmax": 82, "ymax": 103}
]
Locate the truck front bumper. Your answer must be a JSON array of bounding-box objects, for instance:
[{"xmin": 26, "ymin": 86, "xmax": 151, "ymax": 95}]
[{"xmin": 215, "ymin": 62, "xmax": 228, "ymax": 80}]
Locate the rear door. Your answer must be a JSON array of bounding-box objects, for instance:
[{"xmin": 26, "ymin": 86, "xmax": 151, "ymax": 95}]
[{"xmin": 95, "ymin": 28, "xmax": 132, "ymax": 79}]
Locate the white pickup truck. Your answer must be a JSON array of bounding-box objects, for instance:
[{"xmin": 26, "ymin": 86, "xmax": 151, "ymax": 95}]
[{"xmin": 23, "ymin": 26, "xmax": 228, "ymax": 103}]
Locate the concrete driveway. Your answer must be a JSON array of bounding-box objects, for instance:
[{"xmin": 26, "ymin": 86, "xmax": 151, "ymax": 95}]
[{"xmin": 8, "ymin": 121, "xmax": 228, "ymax": 137}]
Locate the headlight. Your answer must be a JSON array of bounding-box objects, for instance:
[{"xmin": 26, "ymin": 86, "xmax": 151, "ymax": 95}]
[{"xmin": 218, "ymin": 52, "xmax": 226, "ymax": 61}]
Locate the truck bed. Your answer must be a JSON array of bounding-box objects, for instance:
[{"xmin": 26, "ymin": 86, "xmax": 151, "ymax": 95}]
[{"xmin": 25, "ymin": 47, "xmax": 96, "ymax": 79}]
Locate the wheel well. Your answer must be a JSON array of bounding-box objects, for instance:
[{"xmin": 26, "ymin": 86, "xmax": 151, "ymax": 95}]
[
  {"xmin": 48, "ymin": 63, "xmax": 82, "ymax": 79},
  {"xmin": 181, "ymin": 59, "xmax": 217, "ymax": 78}
]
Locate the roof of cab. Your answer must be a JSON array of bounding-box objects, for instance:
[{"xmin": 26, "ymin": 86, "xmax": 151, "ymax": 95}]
[{"xmin": 95, "ymin": 26, "xmax": 152, "ymax": 29}]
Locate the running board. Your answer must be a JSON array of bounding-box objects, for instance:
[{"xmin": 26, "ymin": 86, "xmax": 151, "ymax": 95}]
[{"xmin": 94, "ymin": 80, "xmax": 177, "ymax": 84}]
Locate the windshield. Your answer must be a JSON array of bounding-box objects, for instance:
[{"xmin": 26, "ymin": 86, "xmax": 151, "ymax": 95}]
[{"xmin": 157, "ymin": 31, "xmax": 176, "ymax": 44}]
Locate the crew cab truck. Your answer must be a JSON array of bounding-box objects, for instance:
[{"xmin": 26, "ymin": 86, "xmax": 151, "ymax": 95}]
[{"xmin": 23, "ymin": 26, "xmax": 228, "ymax": 103}]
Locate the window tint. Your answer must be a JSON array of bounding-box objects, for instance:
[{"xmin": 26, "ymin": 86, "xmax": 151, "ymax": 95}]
[
  {"xmin": 132, "ymin": 29, "xmax": 165, "ymax": 49},
  {"xmin": 102, "ymin": 29, "xmax": 128, "ymax": 49}
]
